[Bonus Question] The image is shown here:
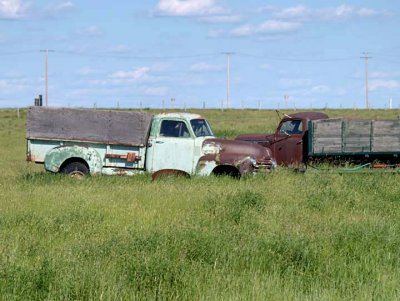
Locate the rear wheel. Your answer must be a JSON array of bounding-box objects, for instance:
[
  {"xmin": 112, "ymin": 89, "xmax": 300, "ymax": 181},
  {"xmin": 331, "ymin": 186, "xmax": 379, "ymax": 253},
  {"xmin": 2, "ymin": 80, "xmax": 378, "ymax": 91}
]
[{"xmin": 62, "ymin": 162, "xmax": 89, "ymax": 179}]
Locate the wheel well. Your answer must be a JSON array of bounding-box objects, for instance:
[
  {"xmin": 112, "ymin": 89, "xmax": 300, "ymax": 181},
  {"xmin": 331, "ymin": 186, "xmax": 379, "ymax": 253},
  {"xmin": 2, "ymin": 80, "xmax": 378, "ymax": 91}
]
[
  {"xmin": 212, "ymin": 165, "xmax": 240, "ymax": 178},
  {"xmin": 152, "ymin": 169, "xmax": 190, "ymax": 181},
  {"xmin": 60, "ymin": 157, "xmax": 90, "ymax": 173}
]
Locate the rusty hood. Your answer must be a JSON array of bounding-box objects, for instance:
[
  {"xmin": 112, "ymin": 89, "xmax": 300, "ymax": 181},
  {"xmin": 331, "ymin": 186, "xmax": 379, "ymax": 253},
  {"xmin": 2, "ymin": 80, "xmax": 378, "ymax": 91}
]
[
  {"xmin": 202, "ymin": 138, "xmax": 273, "ymax": 163},
  {"xmin": 235, "ymin": 133, "xmax": 275, "ymax": 146}
]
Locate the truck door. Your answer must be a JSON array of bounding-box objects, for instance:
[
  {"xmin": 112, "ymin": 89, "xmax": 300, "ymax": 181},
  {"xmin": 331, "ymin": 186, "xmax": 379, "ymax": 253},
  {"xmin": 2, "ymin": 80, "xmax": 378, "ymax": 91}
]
[
  {"xmin": 273, "ymin": 119, "xmax": 304, "ymax": 165},
  {"xmin": 147, "ymin": 119, "xmax": 195, "ymax": 174}
]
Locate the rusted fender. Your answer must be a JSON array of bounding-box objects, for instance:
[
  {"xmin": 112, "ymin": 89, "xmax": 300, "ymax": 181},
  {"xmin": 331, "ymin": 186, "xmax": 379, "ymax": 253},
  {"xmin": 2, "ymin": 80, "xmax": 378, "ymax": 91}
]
[
  {"xmin": 196, "ymin": 138, "xmax": 275, "ymax": 176},
  {"xmin": 44, "ymin": 145, "xmax": 103, "ymax": 174}
]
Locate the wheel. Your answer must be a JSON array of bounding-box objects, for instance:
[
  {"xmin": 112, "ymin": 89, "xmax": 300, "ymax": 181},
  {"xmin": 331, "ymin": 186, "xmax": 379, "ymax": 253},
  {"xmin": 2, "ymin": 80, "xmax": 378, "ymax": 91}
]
[{"xmin": 62, "ymin": 162, "xmax": 89, "ymax": 179}]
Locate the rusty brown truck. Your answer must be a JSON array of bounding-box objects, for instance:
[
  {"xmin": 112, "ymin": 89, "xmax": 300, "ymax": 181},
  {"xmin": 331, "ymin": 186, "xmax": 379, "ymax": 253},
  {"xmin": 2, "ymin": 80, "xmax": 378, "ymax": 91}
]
[{"xmin": 236, "ymin": 111, "xmax": 400, "ymax": 169}]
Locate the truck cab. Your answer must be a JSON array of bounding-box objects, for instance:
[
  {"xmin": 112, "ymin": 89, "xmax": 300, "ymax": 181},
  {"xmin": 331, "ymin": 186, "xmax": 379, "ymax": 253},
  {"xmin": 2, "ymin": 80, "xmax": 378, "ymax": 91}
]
[
  {"xmin": 236, "ymin": 112, "xmax": 328, "ymax": 166},
  {"xmin": 145, "ymin": 113, "xmax": 214, "ymax": 176}
]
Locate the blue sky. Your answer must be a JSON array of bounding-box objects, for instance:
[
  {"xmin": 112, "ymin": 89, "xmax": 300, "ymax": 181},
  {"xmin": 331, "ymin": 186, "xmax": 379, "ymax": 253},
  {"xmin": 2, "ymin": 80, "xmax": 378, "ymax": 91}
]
[{"xmin": 1, "ymin": 0, "xmax": 399, "ymax": 109}]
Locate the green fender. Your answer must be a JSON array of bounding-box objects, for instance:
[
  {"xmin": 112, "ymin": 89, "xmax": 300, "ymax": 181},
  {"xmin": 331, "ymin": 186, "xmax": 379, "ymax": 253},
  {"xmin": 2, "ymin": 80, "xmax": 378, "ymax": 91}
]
[{"xmin": 44, "ymin": 145, "xmax": 103, "ymax": 174}]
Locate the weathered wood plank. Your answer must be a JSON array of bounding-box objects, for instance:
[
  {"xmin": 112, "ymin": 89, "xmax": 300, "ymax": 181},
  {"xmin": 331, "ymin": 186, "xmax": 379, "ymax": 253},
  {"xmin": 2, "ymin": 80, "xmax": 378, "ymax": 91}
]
[{"xmin": 27, "ymin": 107, "xmax": 153, "ymax": 146}]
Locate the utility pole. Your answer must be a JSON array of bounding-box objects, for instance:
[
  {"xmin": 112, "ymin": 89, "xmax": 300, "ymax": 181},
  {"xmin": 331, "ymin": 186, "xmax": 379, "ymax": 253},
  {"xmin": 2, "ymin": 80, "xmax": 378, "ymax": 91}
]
[
  {"xmin": 222, "ymin": 52, "xmax": 234, "ymax": 109},
  {"xmin": 40, "ymin": 49, "xmax": 55, "ymax": 106},
  {"xmin": 284, "ymin": 94, "xmax": 289, "ymax": 109},
  {"xmin": 361, "ymin": 52, "xmax": 372, "ymax": 109}
]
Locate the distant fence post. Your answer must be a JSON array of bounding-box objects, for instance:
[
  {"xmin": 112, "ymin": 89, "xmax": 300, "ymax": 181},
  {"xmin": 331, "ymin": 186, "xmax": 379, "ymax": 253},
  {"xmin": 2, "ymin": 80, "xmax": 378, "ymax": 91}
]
[{"xmin": 17, "ymin": 107, "xmax": 20, "ymax": 119}]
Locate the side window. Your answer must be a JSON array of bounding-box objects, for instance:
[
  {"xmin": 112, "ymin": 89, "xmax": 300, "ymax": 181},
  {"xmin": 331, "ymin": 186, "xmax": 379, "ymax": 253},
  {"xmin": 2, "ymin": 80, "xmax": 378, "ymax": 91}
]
[
  {"xmin": 160, "ymin": 120, "xmax": 190, "ymax": 138},
  {"xmin": 279, "ymin": 120, "xmax": 303, "ymax": 134}
]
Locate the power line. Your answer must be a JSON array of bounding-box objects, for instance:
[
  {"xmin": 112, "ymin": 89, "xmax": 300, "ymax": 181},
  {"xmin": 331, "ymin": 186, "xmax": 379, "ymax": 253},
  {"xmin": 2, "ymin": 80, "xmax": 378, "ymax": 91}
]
[
  {"xmin": 54, "ymin": 50, "xmax": 218, "ymax": 60},
  {"xmin": 371, "ymin": 56, "xmax": 400, "ymax": 65},
  {"xmin": 0, "ymin": 50, "xmax": 37, "ymax": 56},
  {"xmin": 1, "ymin": 49, "xmax": 399, "ymax": 64},
  {"xmin": 237, "ymin": 52, "xmax": 357, "ymax": 62}
]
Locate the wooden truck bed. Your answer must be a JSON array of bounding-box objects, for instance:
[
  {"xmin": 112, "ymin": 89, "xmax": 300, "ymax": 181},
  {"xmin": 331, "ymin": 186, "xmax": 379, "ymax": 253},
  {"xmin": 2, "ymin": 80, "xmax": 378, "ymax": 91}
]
[
  {"xmin": 27, "ymin": 107, "xmax": 153, "ymax": 147},
  {"xmin": 26, "ymin": 107, "xmax": 153, "ymax": 170},
  {"xmin": 309, "ymin": 118, "xmax": 400, "ymax": 156}
]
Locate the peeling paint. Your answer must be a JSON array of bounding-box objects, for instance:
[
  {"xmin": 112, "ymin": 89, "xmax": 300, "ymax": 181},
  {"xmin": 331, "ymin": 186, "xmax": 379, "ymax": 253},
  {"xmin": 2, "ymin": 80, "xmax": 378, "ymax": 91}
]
[{"xmin": 44, "ymin": 145, "xmax": 103, "ymax": 174}]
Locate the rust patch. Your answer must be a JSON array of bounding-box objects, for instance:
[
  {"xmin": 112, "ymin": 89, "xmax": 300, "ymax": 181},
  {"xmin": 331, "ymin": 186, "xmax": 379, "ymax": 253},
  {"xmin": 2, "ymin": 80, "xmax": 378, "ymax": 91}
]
[
  {"xmin": 111, "ymin": 168, "xmax": 129, "ymax": 176},
  {"xmin": 26, "ymin": 153, "xmax": 39, "ymax": 162},
  {"xmin": 105, "ymin": 153, "xmax": 141, "ymax": 162}
]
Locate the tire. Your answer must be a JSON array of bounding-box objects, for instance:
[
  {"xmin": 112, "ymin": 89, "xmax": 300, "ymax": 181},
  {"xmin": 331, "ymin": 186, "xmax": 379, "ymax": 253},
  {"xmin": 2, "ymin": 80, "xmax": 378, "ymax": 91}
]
[{"xmin": 62, "ymin": 162, "xmax": 89, "ymax": 179}]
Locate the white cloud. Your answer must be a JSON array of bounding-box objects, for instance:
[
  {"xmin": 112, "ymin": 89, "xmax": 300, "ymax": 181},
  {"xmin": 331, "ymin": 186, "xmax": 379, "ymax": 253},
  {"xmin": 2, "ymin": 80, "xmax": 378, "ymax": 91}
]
[
  {"xmin": 230, "ymin": 20, "xmax": 301, "ymax": 37},
  {"xmin": 0, "ymin": 0, "xmax": 29, "ymax": 19},
  {"xmin": 199, "ymin": 14, "xmax": 242, "ymax": 23},
  {"xmin": 370, "ymin": 72, "xmax": 393, "ymax": 79},
  {"xmin": 154, "ymin": 0, "xmax": 240, "ymax": 24},
  {"xmin": 150, "ymin": 63, "xmax": 170, "ymax": 72},
  {"xmin": 275, "ymin": 5, "xmax": 309, "ymax": 20},
  {"xmin": 0, "ymin": 77, "xmax": 35, "ymax": 93},
  {"xmin": 110, "ymin": 67, "xmax": 150, "ymax": 81},
  {"xmin": 77, "ymin": 25, "xmax": 103, "ymax": 37},
  {"xmin": 155, "ymin": 0, "xmax": 224, "ymax": 16},
  {"xmin": 357, "ymin": 7, "xmax": 379, "ymax": 17},
  {"xmin": 54, "ymin": 1, "xmax": 75, "ymax": 12},
  {"xmin": 45, "ymin": 1, "xmax": 76, "ymax": 16},
  {"xmin": 190, "ymin": 62, "xmax": 223, "ymax": 72},
  {"xmin": 272, "ymin": 5, "xmax": 387, "ymax": 21},
  {"xmin": 256, "ymin": 5, "xmax": 277, "ymax": 14},
  {"xmin": 77, "ymin": 67, "xmax": 99, "ymax": 76},
  {"xmin": 370, "ymin": 80, "xmax": 400, "ymax": 91},
  {"xmin": 143, "ymin": 86, "xmax": 168, "ymax": 96},
  {"xmin": 310, "ymin": 85, "xmax": 330, "ymax": 93},
  {"xmin": 259, "ymin": 20, "xmax": 301, "ymax": 33}
]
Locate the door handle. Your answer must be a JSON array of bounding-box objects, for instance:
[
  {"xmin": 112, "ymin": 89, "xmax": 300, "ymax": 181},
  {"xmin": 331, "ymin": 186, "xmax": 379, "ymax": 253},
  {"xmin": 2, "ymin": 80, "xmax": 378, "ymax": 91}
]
[
  {"xmin": 155, "ymin": 140, "xmax": 164, "ymax": 144},
  {"xmin": 296, "ymin": 140, "xmax": 303, "ymax": 145}
]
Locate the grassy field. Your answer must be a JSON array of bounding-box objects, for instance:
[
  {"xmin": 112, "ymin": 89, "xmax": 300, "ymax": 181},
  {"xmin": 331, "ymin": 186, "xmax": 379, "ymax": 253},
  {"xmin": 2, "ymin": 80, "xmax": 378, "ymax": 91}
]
[{"xmin": 1, "ymin": 108, "xmax": 400, "ymax": 300}]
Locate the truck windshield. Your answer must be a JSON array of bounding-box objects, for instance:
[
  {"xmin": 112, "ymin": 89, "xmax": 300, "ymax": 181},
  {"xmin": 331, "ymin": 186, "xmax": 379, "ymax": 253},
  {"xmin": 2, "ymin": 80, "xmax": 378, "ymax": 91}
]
[{"xmin": 190, "ymin": 119, "xmax": 214, "ymax": 137}]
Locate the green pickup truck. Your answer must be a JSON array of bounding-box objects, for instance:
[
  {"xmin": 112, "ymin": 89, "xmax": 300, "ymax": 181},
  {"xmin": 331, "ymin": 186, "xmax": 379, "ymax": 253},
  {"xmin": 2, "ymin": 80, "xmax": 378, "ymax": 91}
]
[{"xmin": 26, "ymin": 107, "xmax": 275, "ymax": 178}]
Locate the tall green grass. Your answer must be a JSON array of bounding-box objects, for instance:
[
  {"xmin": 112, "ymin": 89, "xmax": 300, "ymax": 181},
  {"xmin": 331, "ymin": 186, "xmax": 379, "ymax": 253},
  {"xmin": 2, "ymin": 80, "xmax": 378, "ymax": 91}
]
[{"xmin": 1, "ymin": 108, "xmax": 400, "ymax": 300}]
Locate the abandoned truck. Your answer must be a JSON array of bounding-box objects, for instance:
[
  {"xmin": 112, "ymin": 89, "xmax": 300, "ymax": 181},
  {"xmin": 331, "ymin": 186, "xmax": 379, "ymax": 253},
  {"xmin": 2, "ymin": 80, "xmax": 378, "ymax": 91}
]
[
  {"xmin": 26, "ymin": 107, "xmax": 275, "ymax": 178},
  {"xmin": 236, "ymin": 111, "xmax": 400, "ymax": 168}
]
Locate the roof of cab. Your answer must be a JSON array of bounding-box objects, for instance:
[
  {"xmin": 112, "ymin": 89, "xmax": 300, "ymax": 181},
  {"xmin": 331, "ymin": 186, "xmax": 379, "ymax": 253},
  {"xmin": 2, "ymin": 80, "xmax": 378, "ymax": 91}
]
[
  {"xmin": 155, "ymin": 112, "xmax": 204, "ymax": 120},
  {"xmin": 287, "ymin": 112, "xmax": 328, "ymax": 121}
]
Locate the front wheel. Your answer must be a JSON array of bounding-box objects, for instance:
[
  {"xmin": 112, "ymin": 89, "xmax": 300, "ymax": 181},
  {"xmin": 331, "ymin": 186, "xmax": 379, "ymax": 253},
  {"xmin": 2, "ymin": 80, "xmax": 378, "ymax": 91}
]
[{"xmin": 62, "ymin": 162, "xmax": 89, "ymax": 179}]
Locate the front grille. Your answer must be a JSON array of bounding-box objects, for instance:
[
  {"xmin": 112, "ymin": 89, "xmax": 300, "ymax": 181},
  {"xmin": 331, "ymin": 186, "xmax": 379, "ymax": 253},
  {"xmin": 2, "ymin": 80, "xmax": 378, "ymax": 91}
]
[{"xmin": 254, "ymin": 159, "xmax": 276, "ymax": 172}]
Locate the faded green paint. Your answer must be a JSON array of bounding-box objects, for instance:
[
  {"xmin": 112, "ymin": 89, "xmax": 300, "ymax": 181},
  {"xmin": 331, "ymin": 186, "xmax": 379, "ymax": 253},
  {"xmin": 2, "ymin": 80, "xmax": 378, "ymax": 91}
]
[
  {"xmin": 28, "ymin": 111, "xmax": 274, "ymax": 177},
  {"xmin": 44, "ymin": 145, "xmax": 102, "ymax": 174},
  {"xmin": 145, "ymin": 114, "xmax": 207, "ymax": 175}
]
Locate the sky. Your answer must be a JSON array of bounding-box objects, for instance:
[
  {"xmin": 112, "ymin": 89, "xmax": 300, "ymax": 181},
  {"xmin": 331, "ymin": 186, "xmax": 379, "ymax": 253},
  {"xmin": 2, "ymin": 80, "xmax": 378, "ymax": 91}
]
[{"xmin": 0, "ymin": 0, "xmax": 400, "ymax": 109}]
